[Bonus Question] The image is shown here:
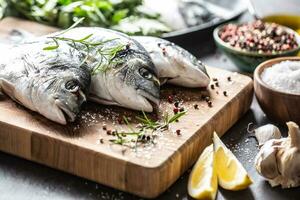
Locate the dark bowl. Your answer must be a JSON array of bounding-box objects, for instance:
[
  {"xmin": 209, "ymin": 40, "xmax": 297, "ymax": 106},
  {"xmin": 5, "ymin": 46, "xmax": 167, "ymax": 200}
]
[
  {"xmin": 213, "ymin": 24, "xmax": 300, "ymax": 72},
  {"xmin": 161, "ymin": 0, "xmax": 246, "ymax": 51}
]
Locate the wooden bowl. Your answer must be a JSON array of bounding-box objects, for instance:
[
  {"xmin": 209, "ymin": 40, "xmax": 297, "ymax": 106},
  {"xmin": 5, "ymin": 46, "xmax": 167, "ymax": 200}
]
[{"xmin": 254, "ymin": 57, "xmax": 300, "ymax": 124}]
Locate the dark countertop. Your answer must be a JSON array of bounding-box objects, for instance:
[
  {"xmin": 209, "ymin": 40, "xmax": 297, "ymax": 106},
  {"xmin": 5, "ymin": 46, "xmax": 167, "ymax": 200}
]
[{"xmin": 1, "ymin": 13, "xmax": 300, "ymax": 200}]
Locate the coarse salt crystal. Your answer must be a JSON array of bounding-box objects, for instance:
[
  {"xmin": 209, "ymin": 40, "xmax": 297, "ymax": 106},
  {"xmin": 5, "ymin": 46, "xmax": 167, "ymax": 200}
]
[{"xmin": 261, "ymin": 61, "xmax": 300, "ymax": 94}]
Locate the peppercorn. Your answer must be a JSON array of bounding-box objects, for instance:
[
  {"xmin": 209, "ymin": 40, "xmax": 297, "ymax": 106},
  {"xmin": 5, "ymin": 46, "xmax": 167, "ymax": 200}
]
[
  {"xmin": 194, "ymin": 104, "xmax": 199, "ymax": 109},
  {"xmin": 227, "ymin": 76, "xmax": 231, "ymax": 81},
  {"xmin": 99, "ymin": 138, "xmax": 104, "ymax": 144},
  {"xmin": 102, "ymin": 124, "xmax": 107, "ymax": 130},
  {"xmin": 146, "ymin": 135, "xmax": 151, "ymax": 141},
  {"xmin": 176, "ymin": 129, "xmax": 181, "ymax": 136},
  {"xmin": 117, "ymin": 117, "xmax": 123, "ymax": 124},
  {"xmin": 223, "ymin": 91, "xmax": 228, "ymax": 96},
  {"xmin": 112, "ymin": 130, "xmax": 116, "ymax": 136},
  {"xmin": 179, "ymin": 107, "xmax": 184, "ymax": 112},
  {"xmin": 106, "ymin": 130, "xmax": 112, "ymax": 135},
  {"xmin": 219, "ymin": 20, "xmax": 298, "ymax": 53},
  {"xmin": 210, "ymin": 84, "xmax": 215, "ymax": 90},
  {"xmin": 173, "ymin": 107, "xmax": 179, "ymax": 114},
  {"xmin": 208, "ymin": 101, "xmax": 212, "ymax": 107},
  {"xmin": 168, "ymin": 95, "xmax": 173, "ymax": 103},
  {"xmin": 215, "ymin": 82, "xmax": 219, "ymax": 87},
  {"xmin": 174, "ymin": 101, "xmax": 179, "ymax": 108}
]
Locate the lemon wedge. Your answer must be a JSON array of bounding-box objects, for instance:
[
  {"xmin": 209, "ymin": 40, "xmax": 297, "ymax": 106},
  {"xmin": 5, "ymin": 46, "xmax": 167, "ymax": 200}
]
[
  {"xmin": 213, "ymin": 132, "xmax": 252, "ymax": 190},
  {"xmin": 188, "ymin": 144, "xmax": 218, "ymax": 200}
]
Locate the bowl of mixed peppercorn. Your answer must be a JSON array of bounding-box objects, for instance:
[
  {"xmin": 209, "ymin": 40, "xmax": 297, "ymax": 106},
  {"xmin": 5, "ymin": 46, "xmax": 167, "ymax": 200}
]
[{"xmin": 213, "ymin": 20, "xmax": 300, "ymax": 72}]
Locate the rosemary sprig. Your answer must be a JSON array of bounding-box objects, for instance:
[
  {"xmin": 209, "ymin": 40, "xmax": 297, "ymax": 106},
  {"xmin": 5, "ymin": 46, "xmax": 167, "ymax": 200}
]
[
  {"xmin": 43, "ymin": 18, "xmax": 127, "ymax": 74},
  {"xmin": 91, "ymin": 43, "xmax": 126, "ymax": 75},
  {"xmin": 43, "ymin": 17, "xmax": 85, "ymax": 50},
  {"xmin": 109, "ymin": 111, "xmax": 187, "ymax": 148}
]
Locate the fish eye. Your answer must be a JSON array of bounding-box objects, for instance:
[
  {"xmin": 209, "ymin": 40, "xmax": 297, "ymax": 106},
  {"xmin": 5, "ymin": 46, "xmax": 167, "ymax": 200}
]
[
  {"xmin": 139, "ymin": 68, "xmax": 153, "ymax": 80},
  {"xmin": 65, "ymin": 80, "xmax": 79, "ymax": 92}
]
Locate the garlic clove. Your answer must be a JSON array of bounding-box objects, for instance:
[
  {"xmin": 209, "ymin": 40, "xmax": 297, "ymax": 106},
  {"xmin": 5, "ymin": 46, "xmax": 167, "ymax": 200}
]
[
  {"xmin": 255, "ymin": 121, "xmax": 300, "ymax": 188},
  {"xmin": 255, "ymin": 139, "xmax": 281, "ymax": 179},
  {"xmin": 286, "ymin": 121, "xmax": 300, "ymax": 148},
  {"xmin": 275, "ymin": 122, "xmax": 300, "ymax": 188},
  {"xmin": 254, "ymin": 124, "xmax": 281, "ymax": 147}
]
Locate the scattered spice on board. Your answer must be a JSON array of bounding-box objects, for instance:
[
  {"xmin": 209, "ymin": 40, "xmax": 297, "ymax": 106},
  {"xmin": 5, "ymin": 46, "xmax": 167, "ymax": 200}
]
[
  {"xmin": 219, "ymin": 20, "xmax": 299, "ymax": 53},
  {"xmin": 208, "ymin": 101, "xmax": 213, "ymax": 107},
  {"xmin": 173, "ymin": 107, "xmax": 179, "ymax": 114},
  {"xmin": 194, "ymin": 104, "xmax": 199, "ymax": 109},
  {"xmin": 108, "ymin": 111, "xmax": 187, "ymax": 149},
  {"xmin": 174, "ymin": 101, "xmax": 179, "ymax": 108},
  {"xmin": 106, "ymin": 130, "xmax": 112, "ymax": 135}
]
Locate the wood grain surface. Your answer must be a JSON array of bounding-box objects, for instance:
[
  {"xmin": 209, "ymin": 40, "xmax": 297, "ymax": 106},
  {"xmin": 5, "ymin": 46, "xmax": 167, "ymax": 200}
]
[{"xmin": 0, "ymin": 17, "xmax": 254, "ymax": 198}]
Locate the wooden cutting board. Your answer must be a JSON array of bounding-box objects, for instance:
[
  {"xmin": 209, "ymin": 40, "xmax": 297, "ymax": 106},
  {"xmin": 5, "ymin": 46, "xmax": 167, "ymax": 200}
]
[{"xmin": 0, "ymin": 17, "xmax": 253, "ymax": 198}]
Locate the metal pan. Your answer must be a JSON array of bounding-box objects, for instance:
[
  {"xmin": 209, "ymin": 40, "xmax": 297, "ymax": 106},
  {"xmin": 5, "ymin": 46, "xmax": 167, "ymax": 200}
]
[{"xmin": 161, "ymin": 0, "xmax": 247, "ymax": 47}]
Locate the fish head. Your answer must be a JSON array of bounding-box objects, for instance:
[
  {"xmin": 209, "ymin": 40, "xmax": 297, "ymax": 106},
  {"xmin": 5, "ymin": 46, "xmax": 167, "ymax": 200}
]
[
  {"xmin": 106, "ymin": 50, "xmax": 160, "ymax": 112},
  {"xmin": 159, "ymin": 42, "xmax": 210, "ymax": 87},
  {"xmin": 52, "ymin": 69, "xmax": 90, "ymax": 124},
  {"xmin": 37, "ymin": 51, "xmax": 91, "ymax": 124}
]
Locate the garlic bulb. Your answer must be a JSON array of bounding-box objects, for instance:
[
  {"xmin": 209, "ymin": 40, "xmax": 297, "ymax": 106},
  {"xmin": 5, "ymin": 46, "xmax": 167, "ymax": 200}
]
[
  {"xmin": 254, "ymin": 124, "xmax": 281, "ymax": 147},
  {"xmin": 255, "ymin": 122, "xmax": 300, "ymax": 188}
]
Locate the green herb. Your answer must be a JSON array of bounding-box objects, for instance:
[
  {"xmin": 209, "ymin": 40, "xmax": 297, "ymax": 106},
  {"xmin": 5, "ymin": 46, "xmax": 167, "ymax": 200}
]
[
  {"xmin": 109, "ymin": 110, "xmax": 187, "ymax": 148},
  {"xmin": 7, "ymin": 0, "xmax": 170, "ymax": 36},
  {"xmin": 91, "ymin": 43, "xmax": 126, "ymax": 74},
  {"xmin": 0, "ymin": 0, "xmax": 7, "ymax": 19},
  {"xmin": 43, "ymin": 18, "xmax": 127, "ymax": 74}
]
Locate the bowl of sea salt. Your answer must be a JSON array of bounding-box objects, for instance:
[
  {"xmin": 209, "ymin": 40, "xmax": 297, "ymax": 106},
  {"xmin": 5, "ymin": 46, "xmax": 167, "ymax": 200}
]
[{"xmin": 254, "ymin": 57, "xmax": 300, "ymax": 124}]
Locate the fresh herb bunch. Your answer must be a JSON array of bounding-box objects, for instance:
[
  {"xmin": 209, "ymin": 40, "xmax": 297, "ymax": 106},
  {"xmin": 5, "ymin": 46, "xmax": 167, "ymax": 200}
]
[
  {"xmin": 9, "ymin": 0, "xmax": 142, "ymax": 27},
  {"xmin": 7, "ymin": 0, "xmax": 170, "ymax": 36},
  {"xmin": 109, "ymin": 111, "xmax": 187, "ymax": 149}
]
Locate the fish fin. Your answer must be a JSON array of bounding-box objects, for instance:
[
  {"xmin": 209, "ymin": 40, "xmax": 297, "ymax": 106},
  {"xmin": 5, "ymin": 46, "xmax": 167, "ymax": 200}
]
[
  {"xmin": 0, "ymin": 79, "xmax": 24, "ymax": 104},
  {"xmin": 0, "ymin": 78, "xmax": 16, "ymax": 99}
]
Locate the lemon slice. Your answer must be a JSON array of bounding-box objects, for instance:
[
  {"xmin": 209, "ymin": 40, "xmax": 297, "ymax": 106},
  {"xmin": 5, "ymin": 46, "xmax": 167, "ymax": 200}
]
[
  {"xmin": 213, "ymin": 132, "xmax": 252, "ymax": 190},
  {"xmin": 188, "ymin": 144, "xmax": 218, "ymax": 200}
]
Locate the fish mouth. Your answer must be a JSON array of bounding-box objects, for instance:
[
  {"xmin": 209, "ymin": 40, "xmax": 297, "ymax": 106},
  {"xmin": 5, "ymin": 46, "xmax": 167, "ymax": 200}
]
[
  {"xmin": 137, "ymin": 89, "xmax": 160, "ymax": 107},
  {"xmin": 55, "ymin": 100, "xmax": 77, "ymax": 123}
]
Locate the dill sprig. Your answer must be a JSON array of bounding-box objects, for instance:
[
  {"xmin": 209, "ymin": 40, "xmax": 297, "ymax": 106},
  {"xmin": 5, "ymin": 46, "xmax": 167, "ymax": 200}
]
[
  {"xmin": 109, "ymin": 110, "xmax": 187, "ymax": 148},
  {"xmin": 43, "ymin": 17, "xmax": 127, "ymax": 73}
]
